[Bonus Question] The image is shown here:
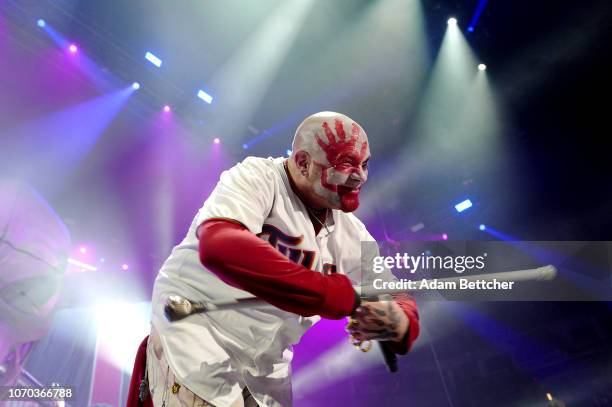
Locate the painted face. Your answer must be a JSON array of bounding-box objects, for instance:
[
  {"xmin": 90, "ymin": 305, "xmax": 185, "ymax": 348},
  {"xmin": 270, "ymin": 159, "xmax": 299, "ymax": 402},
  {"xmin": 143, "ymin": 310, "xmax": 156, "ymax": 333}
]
[{"xmin": 311, "ymin": 118, "xmax": 370, "ymax": 212}]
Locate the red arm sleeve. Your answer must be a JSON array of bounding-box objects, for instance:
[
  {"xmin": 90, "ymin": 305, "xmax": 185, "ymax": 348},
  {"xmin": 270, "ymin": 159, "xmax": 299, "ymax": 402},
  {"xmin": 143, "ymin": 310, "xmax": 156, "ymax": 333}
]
[
  {"xmin": 198, "ymin": 219, "xmax": 360, "ymax": 320},
  {"xmin": 386, "ymin": 293, "xmax": 420, "ymax": 354}
]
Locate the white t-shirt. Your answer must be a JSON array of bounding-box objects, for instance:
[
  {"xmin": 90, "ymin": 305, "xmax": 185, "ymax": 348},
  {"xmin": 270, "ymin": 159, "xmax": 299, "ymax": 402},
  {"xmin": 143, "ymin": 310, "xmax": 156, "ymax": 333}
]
[{"xmin": 151, "ymin": 156, "xmax": 374, "ymax": 407}]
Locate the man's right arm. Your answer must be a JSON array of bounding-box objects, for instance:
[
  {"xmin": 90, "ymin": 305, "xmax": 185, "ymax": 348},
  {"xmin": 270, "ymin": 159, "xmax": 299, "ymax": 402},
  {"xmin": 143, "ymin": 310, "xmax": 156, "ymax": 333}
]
[{"xmin": 198, "ymin": 219, "xmax": 360, "ymax": 320}]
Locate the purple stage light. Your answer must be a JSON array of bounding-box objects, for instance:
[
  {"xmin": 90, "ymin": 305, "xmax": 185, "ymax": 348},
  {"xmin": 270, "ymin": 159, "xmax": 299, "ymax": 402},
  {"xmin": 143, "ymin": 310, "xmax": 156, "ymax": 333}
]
[
  {"xmin": 213, "ymin": 137, "xmax": 221, "ymax": 144},
  {"xmin": 163, "ymin": 105, "xmax": 171, "ymax": 112},
  {"xmin": 79, "ymin": 246, "xmax": 87, "ymax": 254},
  {"xmin": 67, "ymin": 258, "xmax": 98, "ymax": 272},
  {"xmin": 68, "ymin": 44, "xmax": 78, "ymax": 53},
  {"xmin": 37, "ymin": 19, "xmax": 46, "ymax": 28},
  {"xmin": 442, "ymin": 233, "xmax": 448, "ymax": 240},
  {"xmin": 122, "ymin": 263, "xmax": 129, "ymax": 270}
]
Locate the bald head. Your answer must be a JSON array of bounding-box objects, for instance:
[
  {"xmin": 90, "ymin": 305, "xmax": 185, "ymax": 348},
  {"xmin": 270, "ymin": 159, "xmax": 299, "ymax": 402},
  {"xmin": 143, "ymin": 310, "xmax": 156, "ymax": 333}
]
[
  {"xmin": 292, "ymin": 111, "xmax": 369, "ymax": 164},
  {"xmin": 288, "ymin": 112, "xmax": 370, "ymax": 212}
]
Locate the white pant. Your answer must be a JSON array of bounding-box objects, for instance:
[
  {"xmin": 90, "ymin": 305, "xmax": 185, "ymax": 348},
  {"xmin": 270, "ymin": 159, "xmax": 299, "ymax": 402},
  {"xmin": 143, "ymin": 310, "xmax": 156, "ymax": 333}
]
[{"xmin": 146, "ymin": 328, "xmax": 256, "ymax": 407}]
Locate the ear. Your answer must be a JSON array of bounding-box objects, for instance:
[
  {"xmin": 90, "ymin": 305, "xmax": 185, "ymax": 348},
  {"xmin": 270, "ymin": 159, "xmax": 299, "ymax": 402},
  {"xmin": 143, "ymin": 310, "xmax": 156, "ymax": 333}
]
[{"xmin": 293, "ymin": 150, "xmax": 311, "ymax": 175}]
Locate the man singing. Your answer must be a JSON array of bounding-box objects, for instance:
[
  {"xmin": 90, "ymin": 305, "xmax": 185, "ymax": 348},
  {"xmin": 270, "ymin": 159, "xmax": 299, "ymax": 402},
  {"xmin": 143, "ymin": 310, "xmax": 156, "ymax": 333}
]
[{"xmin": 137, "ymin": 112, "xmax": 419, "ymax": 407}]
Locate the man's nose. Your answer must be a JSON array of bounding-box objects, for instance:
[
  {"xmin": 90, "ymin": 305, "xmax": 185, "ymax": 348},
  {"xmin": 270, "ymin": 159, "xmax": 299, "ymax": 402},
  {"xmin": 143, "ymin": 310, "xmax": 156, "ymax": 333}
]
[{"xmin": 350, "ymin": 169, "xmax": 366, "ymax": 183}]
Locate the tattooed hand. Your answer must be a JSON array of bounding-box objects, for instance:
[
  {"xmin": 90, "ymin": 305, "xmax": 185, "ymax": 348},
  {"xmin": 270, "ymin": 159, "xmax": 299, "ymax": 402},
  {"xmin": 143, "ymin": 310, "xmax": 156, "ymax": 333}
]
[{"xmin": 347, "ymin": 300, "xmax": 409, "ymax": 342}]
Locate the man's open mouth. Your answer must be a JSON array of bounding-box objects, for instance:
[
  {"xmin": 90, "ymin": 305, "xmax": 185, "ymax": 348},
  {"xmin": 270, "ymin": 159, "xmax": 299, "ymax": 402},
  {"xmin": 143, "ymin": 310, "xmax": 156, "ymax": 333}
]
[{"xmin": 338, "ymin": 185, "xmax": 361, "ymax": 194}]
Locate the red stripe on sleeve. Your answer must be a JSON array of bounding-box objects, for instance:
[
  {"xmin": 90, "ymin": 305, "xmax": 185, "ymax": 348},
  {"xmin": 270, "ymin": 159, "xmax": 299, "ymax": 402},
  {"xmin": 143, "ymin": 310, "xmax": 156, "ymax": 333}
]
[{"xmin": 198, "ymin": 219, "xmax": 358, "ymax": 319}]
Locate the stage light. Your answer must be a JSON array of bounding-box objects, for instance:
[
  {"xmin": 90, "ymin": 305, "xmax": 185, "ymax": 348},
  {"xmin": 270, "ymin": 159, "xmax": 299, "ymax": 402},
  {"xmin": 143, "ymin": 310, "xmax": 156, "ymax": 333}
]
[
  {"xmin": 122, "ymin": 263, "xmax": 129, "ymax": 270},
  {"xmin": 37, "ymin": 19, "xmax": 46, "ymax": 28},
  {"xmin": 247, "ymin": 125, "xmax": 259, "ymax": 135},
  {"xmin": 478, "ymin": 63, "xmax": 487, "ymax": 71},
  {"xmin": 95, "ymin": 301, "xmax": 151, "ymax": 374},
  {"xmin": 546, "ymin": 393, "xmax": 553, "ymax": 401},
  {"xmin": 286, "ymin": 149, "xmax": 292, "ymax": 156},
  {"xmin": 442, "ymin": 233, "xmax": 448, "ymax": 240},
  {"xmin": 447, "ymin": 17, "xmax": 457, "ymax": 26},
  {"xmin": 68, "ymin": 44, "xmax": 78, "ymax": 53},
  {"xmin": 163, "ymin": 105, "xmax": 171, "ymax": 112},
  {"xmin": 197, "ymin": 89, "xmax": 213, "ymax": 104},
  {"xmin": 67, "ymin": 258, "xmax": 98, "ymax": 271},
  {"xmin": 100, "ymin": 257, "xmax": 106, "ymax": 263},
  {"xmin": 467, "ymin": 0, "xmax": 490, "ymax": 37},
  {"xmin": 213, "ymin": 138, "xmax": 220, "ymax": 144},
  {"xmin": 479, "ymin": 224, "xmax": 486, "ymax": 231},
  {"xmin": 145, "ymin": 51, "xmax": 162, "ymax": 68},
  {"xmin": 410, "ymin": 222, "xmax": 425, "ymax": 232},
  {"xmin": 454, "ymin": 199, "xmax": 473, "ymax": 213},
  {"xmin": 132, "ymin": 82, "xmax": 140, "ymax": 90},
  {"xmin": 79, "ymin": 246, "xmax": 87, "ymax": 254},
  {"xmin": 242, "ymin": 144, "xmax": 248, "ymax": 150}
]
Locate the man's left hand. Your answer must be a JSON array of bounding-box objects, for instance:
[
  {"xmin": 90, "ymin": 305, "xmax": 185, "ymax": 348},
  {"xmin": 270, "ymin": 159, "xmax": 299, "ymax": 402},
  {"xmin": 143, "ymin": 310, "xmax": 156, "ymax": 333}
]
[{"xmin": 347, "ymin": 300, "xmax": 409, "ymax": 342}]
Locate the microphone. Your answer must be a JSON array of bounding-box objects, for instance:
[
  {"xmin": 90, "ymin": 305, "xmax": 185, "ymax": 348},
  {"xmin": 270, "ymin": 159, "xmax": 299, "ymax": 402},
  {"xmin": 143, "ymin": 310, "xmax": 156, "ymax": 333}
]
[{"xmin": 378, "ymin": 341, "xmax": 398, "ymax": 373}]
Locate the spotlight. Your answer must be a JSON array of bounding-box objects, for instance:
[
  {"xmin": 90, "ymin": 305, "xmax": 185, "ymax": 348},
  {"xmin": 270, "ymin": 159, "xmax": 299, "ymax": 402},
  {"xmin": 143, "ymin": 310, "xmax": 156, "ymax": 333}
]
[
  {"xmin": 145, "ymin": 51, "xmax": 162, "ymax": 68},
  {"xmin": 410, "ymin": 222, "xmax": 425, "ymax": 232},
  {"xmin": 442, "ymin": 233, "xmax": 448, "ymax": 240},
  {"xmin": 79, "ymin": 246, "xmax": 87, "ymax": 254},
  {"xmin": 37, "ymin": 19, "xmax": 46, "ymax": 28},
  {"xmin": 455, "ymin": 199, "xmax": 473, "ymax": 213},
  {"xmin": 67, "ymin": 258, "xmax": 98, "ymax": 272},
  {"xmin": 447, "ymin": 18, "xmax": 457, "ymax": 26},
  {"xmin": 94, "ymin": 302, "xmax": 151, "ymax": 373},
  {"xmin": 68, "ymin": 44, "xmax": 78, "ymax": 53},
  {"xmin": 163, "ymin": 105, "xmax": 171, "ymax": 112},
  {"xmin": 213, "ymin": 138, "xmax": 220, "ymax": 144},
  {"xmin": 122, "ymin": 264, "xmax": 129, "ymax": 270},
  {"xmin": 479, "ymin": 224, "xmax": 486, "ymax": 231},
  {"xmin": 467, "ymin": 26, "xmax": 474, "ymax": 32},
  {"xmin": 546, "ymin": 393, "xmax": 553, "ymax": 401},
  {"xmin": 100, "ymin": 257, "xmax": 106, "ymax": 263},
  {"xmin": 286, "ymin": 149, "xmax": 292, "ymax": 156},
  {"xmin": 132, "ymin": 82, "xmax": 140, "ymax": 90},
  {"xmin": 478, "ymin": 64, "xmax": 487, "ymax": 71},
  {"xmin": 242, "ymin": 144, "xmax": 248, "ymax": 150},
  {"xmin": 197, "ymin": 89, "xmax": 213, "ymax": 104}
]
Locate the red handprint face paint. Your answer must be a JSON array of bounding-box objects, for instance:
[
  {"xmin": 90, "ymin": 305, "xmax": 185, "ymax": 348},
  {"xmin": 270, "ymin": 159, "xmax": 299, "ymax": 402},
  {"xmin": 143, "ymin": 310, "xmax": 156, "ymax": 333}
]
[{"xmin": 312, "ymin": 118, "xmax": 370, "ymax": 212}]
